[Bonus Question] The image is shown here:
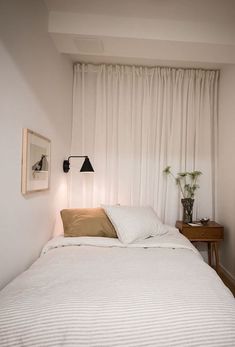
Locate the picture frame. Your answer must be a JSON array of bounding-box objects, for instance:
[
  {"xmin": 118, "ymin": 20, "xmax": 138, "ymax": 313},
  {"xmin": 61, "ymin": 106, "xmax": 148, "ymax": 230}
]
[{"xmin": 21, "ymin": 128, "xmax": 51, "ymax": 195}]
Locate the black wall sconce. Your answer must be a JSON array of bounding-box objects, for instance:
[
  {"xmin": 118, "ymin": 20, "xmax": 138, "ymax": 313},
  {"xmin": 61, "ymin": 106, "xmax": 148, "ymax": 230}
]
[{"xmin": 63, "ymin": 156, "xmax": 94, "ymax": 173}]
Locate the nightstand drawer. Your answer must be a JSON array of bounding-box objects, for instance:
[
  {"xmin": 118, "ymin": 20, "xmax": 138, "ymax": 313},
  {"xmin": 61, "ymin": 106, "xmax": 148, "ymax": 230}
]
[
  {"xmin": 181, "ymin": 227, "xmax": 223, "ymax": 241},
  {"xmin": 175, "ymin": 221, "xmax": 224, "ymax": 241}
]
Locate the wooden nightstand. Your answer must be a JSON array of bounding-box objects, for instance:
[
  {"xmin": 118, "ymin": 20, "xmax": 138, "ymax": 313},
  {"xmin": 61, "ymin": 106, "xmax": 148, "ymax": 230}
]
[{"xmin": 175, "ymin": 221, "xmax": 224, "ymax": 273}]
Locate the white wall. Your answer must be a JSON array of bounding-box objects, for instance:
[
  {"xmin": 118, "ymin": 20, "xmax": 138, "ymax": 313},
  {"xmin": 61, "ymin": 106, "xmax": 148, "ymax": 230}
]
[
  {"xmin": 217, "ymin": 64, "xmax": 235, "ymax": 279},
  {"xmin": 0, "ymin": 0, "xmax": 73, "ymax": 289}
]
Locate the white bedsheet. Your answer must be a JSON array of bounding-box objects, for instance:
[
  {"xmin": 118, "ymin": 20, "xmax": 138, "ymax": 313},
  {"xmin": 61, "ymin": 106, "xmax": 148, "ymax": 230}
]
[
  {"xmin": 0, "ymin": 228, "xmax": 234, "ymax": 346},
  {"xmin": 42, "ymin": 226, "xmax": 200, "ymax": 255}
]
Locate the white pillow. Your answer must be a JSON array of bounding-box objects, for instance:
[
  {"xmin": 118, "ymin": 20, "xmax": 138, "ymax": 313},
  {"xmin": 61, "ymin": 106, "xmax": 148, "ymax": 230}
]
[{"xmin": 103, "ymin": 205, "xmax": 163, "ymax": 244}]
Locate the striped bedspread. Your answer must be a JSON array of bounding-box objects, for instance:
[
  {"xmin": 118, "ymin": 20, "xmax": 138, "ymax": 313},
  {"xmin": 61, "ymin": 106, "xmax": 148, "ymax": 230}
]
[{"xmin": 0, "ymin": 229, "xmax": 235, "ymax": 346}]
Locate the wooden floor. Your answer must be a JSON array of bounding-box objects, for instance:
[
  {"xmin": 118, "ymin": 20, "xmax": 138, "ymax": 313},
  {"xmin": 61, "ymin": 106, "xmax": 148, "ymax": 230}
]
[{"xmin": 218, "ymin": 266, "xmax": 235, "ymax": 297}]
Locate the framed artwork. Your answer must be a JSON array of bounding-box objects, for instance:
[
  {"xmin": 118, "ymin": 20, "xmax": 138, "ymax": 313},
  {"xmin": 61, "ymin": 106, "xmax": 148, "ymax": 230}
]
[{"xmin": 21, "ymin": 128, "xmax": 51, "ymax": 194}]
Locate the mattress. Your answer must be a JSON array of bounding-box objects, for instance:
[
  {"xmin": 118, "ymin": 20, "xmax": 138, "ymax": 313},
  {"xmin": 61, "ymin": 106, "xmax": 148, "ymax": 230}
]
[{"xmin": 0, "ymin": 228, "xmax": 235, "ymax": 346}]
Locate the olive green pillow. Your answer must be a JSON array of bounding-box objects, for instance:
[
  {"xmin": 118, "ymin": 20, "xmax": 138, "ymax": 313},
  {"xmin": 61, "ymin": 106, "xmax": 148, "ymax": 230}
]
[{"xmin": 60, "ymin": 208, "xmax": 117, "ymax": 238}]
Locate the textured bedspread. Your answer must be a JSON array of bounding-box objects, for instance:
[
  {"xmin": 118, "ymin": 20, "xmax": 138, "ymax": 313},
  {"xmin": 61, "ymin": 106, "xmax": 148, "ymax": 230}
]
[{"xmin": 0, "ymin": 229, "xmax": 235, "ymax": 346}]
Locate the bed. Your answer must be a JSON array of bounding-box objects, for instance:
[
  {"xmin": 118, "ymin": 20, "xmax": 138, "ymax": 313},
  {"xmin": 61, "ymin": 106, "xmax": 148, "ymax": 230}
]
[{"xmin": 0, "ymin": 227, "xmax": 235, "ymax": 346}]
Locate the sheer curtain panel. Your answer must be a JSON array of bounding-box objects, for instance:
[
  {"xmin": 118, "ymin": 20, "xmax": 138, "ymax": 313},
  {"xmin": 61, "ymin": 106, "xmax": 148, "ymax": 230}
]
[{"xmin": 69, "ymin": 64, "xmax": 219, "ymax": 225}]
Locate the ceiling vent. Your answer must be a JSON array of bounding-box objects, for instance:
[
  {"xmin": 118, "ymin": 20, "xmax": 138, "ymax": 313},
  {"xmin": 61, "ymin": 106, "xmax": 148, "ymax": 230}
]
[{"xmin": 73, "ymin": 37, "xmax": 104, "ymax": 54}]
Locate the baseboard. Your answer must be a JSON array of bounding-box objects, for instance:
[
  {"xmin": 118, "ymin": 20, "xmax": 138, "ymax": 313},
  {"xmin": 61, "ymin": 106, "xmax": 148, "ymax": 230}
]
[{"xmin": 218, "ymin": 265, "xmax": 235, "ymax": 297}]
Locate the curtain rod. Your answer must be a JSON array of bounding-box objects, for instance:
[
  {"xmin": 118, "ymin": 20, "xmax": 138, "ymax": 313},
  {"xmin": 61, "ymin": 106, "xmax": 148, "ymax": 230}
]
[{"xmin": 73, "ymin": 61, "xmax": 220, "ymax": 72}]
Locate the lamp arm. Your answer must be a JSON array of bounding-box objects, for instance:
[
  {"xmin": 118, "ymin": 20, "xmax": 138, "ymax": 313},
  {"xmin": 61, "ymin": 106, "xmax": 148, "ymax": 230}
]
[{"xmin": 67, "ymin": 155, "xmax": 88, "ymax": 162}]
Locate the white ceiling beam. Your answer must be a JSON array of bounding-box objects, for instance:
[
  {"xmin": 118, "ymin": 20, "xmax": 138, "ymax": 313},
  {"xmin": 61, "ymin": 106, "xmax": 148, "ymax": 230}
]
[
  {"xmin": 48, "ymin": 10, "xmax": 235, "ymax": 65},
  {"xmin": 49, "ymin": 11, "xmax": 235, "ymax": 46}
]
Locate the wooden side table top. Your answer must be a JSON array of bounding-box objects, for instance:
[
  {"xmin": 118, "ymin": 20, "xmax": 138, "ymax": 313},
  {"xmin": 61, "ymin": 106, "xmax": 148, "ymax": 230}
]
[{"xmin": 175, "ymin": 220, "xmax": 224, "ymax": 241}]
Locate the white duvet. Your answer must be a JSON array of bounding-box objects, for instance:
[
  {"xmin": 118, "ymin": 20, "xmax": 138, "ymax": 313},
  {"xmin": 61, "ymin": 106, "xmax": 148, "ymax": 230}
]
[{"xmin": 0, "ymin": 227, "xmax": 235, "ymax": 347}]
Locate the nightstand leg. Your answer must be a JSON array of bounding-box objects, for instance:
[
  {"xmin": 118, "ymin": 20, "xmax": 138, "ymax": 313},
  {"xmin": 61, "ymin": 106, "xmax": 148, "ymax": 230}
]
[
  {"xmin": 208, "ymin": 242, "xmax": 212, "ymax": 266},
  {"xmin": 214, "ymin": 242, "xmax": 219, "ymax": 273}
]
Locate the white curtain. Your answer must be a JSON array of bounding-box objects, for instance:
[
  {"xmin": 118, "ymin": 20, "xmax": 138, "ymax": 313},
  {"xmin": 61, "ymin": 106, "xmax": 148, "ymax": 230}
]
[{"xmin": 69, "ymin": 63, "xmax": 219, "ymax": 225}]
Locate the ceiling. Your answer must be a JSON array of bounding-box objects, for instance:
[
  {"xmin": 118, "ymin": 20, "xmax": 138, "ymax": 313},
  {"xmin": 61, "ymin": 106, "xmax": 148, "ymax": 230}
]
[{"xmin": 44, "ymin": 0, "xmax": 235, "ymax": 67}]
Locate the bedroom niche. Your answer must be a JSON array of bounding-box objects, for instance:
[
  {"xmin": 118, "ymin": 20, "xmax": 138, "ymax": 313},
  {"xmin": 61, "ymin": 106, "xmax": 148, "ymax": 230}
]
[
  {"xmin": 69, "ymin": 63, "xmax": 219, "ymax": 226},
  {"xmin": 1, "ymin": 27, "xmax": 235, "ymax": 347}
]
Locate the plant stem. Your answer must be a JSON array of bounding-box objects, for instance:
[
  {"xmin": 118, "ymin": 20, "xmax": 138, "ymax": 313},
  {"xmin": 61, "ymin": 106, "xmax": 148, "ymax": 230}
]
[{"xmin": 169, "ymin": 172, "xmax": 185, "ymax": 198}]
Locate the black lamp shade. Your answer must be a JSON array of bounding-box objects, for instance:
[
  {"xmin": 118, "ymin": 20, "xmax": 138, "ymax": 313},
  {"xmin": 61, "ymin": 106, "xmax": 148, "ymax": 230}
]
[{"xmin": 80, "ymin": 157, "xmax": 94, "ymax": 172}]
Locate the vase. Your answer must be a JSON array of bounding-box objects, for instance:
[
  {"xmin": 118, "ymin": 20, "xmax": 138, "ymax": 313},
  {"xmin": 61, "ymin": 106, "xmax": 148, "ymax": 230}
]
[{"xmin": 181, "ymin": 198, "xmax": 194, "ymax": 223}]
